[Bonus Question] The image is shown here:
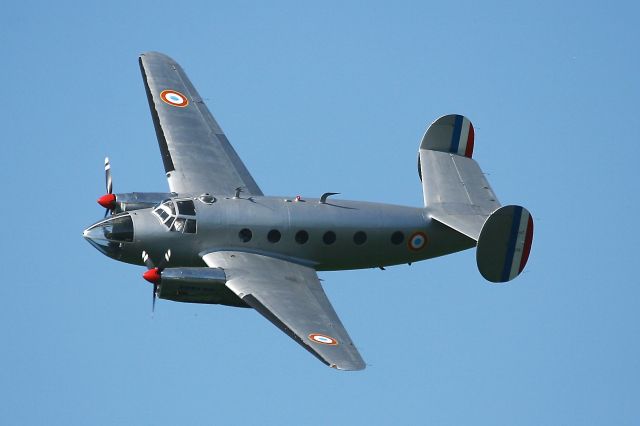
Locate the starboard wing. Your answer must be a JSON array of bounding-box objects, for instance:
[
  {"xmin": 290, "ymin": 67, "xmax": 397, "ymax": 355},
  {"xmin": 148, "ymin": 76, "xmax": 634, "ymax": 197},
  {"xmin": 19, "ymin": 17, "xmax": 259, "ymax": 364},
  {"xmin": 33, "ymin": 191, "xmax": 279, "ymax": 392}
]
[
  {"xmin": 202, "ymin": 251, "xmax": 365, "ymax": 371},
  {"xmin": 139, "ymin": 52, "xmax": 262, "ymax": 196}
]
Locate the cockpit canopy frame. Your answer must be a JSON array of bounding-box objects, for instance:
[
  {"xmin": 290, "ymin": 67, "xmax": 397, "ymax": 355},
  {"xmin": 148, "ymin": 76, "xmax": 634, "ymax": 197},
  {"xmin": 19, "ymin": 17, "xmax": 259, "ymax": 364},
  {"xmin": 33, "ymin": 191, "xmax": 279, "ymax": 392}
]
[{"xmin": 152, "ymin": 198, "xmax": 197, "ymax": 234}]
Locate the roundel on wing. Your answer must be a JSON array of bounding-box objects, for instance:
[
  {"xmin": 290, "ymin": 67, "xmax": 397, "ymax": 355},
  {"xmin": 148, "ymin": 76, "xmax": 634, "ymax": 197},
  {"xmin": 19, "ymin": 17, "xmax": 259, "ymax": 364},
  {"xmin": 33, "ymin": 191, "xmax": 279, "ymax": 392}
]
[
  {"xmin": 160, "ymin": 89, "xmax": 189, "ymax": 107},
  {"xmin": 308, "ymin": 333, "xmax": 339, "ymax": 345}
]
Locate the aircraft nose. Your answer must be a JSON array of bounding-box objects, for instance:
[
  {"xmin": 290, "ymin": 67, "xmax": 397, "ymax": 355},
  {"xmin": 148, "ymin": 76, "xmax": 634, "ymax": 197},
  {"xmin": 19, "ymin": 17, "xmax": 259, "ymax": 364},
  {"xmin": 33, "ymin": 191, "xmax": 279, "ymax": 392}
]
[
  {"xmin": 83, "ymin": 214, "xmax": 134, "ymax": 257},
  {"xmin": 82, "ymin": 224, "xmax": 103, "ymax": 241}
]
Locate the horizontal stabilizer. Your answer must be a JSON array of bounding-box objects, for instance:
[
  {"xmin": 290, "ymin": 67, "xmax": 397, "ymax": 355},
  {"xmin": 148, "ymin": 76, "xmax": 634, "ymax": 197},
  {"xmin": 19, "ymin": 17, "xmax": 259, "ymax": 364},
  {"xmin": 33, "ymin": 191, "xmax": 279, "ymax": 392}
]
[
  {"xmin": 476, "ymin": 205, "xmax": 534, "ymax": 283},
  {"xmin": 422, "ymin": 149, "xmax": 500, "ymax": 240}
]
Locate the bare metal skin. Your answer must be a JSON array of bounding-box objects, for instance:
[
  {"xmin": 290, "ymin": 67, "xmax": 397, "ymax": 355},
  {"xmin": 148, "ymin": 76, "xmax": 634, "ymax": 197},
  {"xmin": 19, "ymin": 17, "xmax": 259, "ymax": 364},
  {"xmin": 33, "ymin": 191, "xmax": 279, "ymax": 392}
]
[
  {"xmin": 84, "ymin": 52, "xmax": 533, "ymax": 371},
  {"xmin": 85, "ymin": 196, "xmax": 474, "ymax": 270}
]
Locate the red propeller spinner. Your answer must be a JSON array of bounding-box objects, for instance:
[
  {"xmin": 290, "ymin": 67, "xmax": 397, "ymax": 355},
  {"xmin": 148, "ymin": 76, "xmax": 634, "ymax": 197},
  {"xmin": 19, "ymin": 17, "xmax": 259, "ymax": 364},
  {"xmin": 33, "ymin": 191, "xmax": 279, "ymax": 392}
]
[
  {"xmin": 98, "ymin": 193, "xmax": 116, "ymax": 209},
  {"xmin": 143, "ymin": 268, "xmax": 161, "ymax": 284}
]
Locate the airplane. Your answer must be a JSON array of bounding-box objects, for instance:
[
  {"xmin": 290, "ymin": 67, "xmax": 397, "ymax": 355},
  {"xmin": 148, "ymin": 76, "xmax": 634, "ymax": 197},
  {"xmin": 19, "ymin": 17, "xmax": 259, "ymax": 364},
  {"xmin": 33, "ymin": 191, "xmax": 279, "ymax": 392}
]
[{"xmin": 83, "ymin": 52, "xmax": 534, "ymax": 371}]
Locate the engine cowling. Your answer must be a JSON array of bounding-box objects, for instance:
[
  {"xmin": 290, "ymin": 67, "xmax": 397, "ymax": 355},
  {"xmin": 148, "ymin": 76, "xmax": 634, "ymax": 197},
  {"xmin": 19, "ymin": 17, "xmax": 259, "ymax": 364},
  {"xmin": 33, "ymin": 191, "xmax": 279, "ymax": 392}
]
[
  {"xmin": 112, "ymin": 192, "xmax": 174, "ymax": 213},
  {"xmin": 156, "ymin": 267, "xmax": 247, "ymax": 307}
]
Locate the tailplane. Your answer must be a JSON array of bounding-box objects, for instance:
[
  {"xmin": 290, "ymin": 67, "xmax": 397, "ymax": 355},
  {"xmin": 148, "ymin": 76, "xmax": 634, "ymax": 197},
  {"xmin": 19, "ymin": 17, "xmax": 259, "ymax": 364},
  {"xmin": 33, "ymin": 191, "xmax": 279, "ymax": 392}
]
[{"xmin": 418, "ymin": 114, "xmax": 533, "ymax": 282}]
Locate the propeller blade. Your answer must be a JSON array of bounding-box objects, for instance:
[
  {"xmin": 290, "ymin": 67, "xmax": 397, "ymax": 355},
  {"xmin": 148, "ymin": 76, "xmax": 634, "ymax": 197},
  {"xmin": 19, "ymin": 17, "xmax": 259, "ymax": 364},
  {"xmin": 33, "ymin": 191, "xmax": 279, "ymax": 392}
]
[
  {"xmin": 105, "ymin": 157, "xmax": 112, "ymax": 194},
  {"xmin": 157, "ymin": 249, "xmax": 172, "ymax": 271},
  {"xmin": 98, "ymin": 157, "xmax": 116, "ymax": 216},
  {"xmin": 141, "ymin": 249, "xmax": 171, "ymax": 271},
  {"xmin": 141, "ymin": 251, "xmax": 155, "ymax": 269},
  {"xmin": 152, "ymin": 283, "xmax": 158, "ymax": 313}
]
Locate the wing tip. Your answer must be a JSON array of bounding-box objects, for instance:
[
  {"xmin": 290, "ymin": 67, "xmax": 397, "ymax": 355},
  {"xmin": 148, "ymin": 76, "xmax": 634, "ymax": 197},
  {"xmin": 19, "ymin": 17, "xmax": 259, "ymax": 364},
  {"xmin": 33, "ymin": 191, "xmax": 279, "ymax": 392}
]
[
  {"xmin": 139, "ymin": 51, "xmax": 178, "ymax": 64},
  {"xmin": 332, "ymin": 361, "xmax": 366, "ymax": 371}
]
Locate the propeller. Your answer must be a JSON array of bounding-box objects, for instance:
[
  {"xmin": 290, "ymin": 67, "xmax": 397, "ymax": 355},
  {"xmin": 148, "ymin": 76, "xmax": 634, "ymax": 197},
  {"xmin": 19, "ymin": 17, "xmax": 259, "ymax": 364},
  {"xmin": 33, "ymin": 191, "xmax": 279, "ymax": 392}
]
[
  {"xmin": 141, "ymin": 249, "xmax": 172, "ymax": 313},
  {"xmin": 97, "ymin": 157, "xmax": 116, "ymax": 217}
]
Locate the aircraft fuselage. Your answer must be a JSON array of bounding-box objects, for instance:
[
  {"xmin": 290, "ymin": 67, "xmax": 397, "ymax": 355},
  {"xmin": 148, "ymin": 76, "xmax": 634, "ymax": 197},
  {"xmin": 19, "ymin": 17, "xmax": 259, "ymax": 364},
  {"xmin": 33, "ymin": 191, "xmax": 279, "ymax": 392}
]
[{"xmin": 86, "ymin": 195, "xmax": 475, "ymax": 271}]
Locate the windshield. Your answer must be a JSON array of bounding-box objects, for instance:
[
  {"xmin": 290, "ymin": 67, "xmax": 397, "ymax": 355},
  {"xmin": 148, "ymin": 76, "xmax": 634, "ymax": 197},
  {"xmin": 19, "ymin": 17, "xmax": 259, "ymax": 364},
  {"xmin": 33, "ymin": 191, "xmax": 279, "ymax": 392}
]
[{"xmin": 152, "ymin": 199, "xmax": 197, "ymax": 234}]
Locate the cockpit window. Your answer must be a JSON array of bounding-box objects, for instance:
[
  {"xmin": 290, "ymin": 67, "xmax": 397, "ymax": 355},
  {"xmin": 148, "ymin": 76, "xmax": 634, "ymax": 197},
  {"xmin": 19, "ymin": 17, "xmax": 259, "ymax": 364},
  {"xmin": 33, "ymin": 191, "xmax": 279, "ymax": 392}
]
[
  {"xmin": 162, "ymin": 200, "xmax": 176, "ymax": 215},
  {"xmin": 165, "ymin": 216, "xmax": 175, "ymax": 229},
  {"xmin": 157, "ymin": 209, "xmax": 169, "ymax": 221},
  {"xmin": 176, "ymin": 200, "xmax": 196, "ymax": 216},
  {"xmin": 184, "ymin": 219, "xmax": 197, "ymax": 234},
  {"xmin": 173, "ymin": 217, "xmax": 186, "ymax": 232},
  {"xmin": 152, "ymin": 199, "xmax": 197, "ymax": 234}
]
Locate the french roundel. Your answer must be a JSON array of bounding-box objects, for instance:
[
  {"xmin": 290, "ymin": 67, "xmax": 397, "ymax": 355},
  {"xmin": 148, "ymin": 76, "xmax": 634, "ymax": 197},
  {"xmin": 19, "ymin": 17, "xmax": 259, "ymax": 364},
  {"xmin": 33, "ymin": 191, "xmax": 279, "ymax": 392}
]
[
  {"xmin": 160, "ymin": 89, "xmax": 189, "ymax": 107},
  {"xmin": 308, "ymin": 333, "xmax": 338, "ymax": 345},
  {"xmin": 408, "ymin": 232, "xmax": 427, "ymax": 251}
]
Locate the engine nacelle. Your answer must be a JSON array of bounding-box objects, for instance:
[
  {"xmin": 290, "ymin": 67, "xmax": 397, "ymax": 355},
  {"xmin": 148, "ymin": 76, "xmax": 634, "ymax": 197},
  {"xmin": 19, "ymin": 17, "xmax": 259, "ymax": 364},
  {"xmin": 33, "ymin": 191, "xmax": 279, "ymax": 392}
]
[
  {"xmin": 114, "ymin": 192, "xmax": 173, "ymax": 213},
  {"xmin": 157, "ymin": 267, "xmax": 247, "ymax": 307}
]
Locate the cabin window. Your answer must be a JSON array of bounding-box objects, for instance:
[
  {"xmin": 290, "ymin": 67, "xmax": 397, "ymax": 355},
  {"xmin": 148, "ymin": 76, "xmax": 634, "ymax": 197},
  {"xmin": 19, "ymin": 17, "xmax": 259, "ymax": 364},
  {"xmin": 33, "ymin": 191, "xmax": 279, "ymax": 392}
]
[
  {"xmin": 323, "ymin": 231, "xmax": 336, "ymax": 245},
  {"xmin": 391, "ymin": 231, "xmax": 404, "ymax": 245},
  {"xmin": 353, "ymin": 231, "xmax": 367, "ymax": 245},
  {"xmin": 239, "ymin": 228, "xmax": 252, "ymax": 242},
  {"xmin": 295, "ymin": 230, "xmax": 309, "ymax": 244},
  {"xmin": 268, "ymin": 229, "xmax": 281, "ymax": 243}
]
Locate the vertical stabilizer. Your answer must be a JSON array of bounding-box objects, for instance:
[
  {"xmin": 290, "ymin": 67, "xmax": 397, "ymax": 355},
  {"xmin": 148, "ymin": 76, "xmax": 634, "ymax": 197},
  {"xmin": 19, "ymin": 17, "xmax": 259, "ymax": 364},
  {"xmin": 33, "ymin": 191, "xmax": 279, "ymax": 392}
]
[{"xmin": 476, "ymin": 205, "xmax": 534, "ymax": 283}]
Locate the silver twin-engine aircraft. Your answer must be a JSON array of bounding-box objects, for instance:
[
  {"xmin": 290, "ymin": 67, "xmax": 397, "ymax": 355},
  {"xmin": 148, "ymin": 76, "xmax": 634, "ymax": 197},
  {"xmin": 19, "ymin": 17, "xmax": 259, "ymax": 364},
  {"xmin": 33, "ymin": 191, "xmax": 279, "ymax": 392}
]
[{"xmin": 84, "ymin": 52, "xmax": 534, "ymax": 371}]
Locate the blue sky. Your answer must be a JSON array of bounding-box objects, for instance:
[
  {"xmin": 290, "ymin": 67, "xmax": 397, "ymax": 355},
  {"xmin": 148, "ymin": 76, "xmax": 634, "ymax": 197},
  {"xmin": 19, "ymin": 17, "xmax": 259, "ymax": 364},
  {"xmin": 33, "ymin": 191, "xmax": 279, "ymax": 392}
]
[{"xmin": 1, "ymin": 1, "xmax": 639, "ymax": 425}]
